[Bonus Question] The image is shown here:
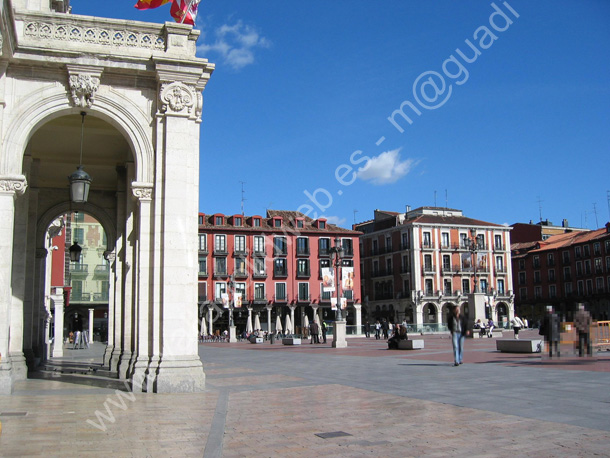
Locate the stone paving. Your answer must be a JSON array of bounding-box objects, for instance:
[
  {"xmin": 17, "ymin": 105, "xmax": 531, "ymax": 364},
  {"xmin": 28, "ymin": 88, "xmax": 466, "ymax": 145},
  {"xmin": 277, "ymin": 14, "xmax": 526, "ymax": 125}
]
[{"xmin": 1, "ymin": 329, "xmax": 609, "ymax": 457}]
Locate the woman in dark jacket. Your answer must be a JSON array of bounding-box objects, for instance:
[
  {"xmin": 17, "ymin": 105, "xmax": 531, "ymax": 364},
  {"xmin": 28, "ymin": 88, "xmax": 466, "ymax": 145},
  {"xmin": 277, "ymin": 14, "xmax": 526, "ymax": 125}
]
[{"xmin": 447, "ymin": 305, "xmax": 470, "ymax": 366}]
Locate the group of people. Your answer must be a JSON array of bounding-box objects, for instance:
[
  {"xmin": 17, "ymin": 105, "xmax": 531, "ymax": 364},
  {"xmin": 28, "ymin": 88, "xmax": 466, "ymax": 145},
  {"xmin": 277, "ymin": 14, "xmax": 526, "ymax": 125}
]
[
  {"xmin": 473, "ymin": 318, "xmax": 496, "ymax": 338},
  {"xmin": 387, "ymin": 324, "xmax": 409, "ymax": 349},
  {"xmin": 309, "ymin": 320, "xmax": 327, "ymax": 344},
  {"xmin": 539, "ymin": 304, "xmax": 593, "ymax": 358}
]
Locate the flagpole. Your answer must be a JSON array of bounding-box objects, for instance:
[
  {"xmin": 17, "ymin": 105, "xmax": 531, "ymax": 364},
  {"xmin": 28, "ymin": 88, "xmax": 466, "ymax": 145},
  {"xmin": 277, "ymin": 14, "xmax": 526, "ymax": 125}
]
[{"xmin": 180, "ymin": 0, "xmax": 194, "ymax": 24}]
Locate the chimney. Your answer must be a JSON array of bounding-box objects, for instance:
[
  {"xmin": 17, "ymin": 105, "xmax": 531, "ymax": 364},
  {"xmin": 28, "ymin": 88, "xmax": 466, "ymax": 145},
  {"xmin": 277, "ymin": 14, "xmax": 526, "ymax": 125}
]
[
  {"xmin": 406, "ymin": 205, "xmax": 411, "ymax": 213},
  {"xmin": 562, "ymin": 219, "xmax": 568, "ymax": 228}
]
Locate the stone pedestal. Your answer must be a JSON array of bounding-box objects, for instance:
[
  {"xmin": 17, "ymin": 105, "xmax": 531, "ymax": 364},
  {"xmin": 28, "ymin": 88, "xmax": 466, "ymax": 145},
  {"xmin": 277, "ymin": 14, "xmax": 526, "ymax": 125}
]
[
  {"xmin": 155, "ymin": 357, "xmax": 205, "ymax": 393},
  {"xmin": 468, "ymin": 293, "xmax": 487, "ymax": 323},
  {"xmin": 332, "ymin": 320, "xmax": 348, "ymax": 348},
  {"xmin": 229, "ymin": 326, "xmax": 237, "ymax": 343}
]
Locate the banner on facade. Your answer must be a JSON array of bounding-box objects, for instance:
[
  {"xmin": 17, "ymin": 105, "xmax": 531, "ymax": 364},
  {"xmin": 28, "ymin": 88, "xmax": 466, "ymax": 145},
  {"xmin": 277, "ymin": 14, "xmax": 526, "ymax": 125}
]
[
  {"xmin": 477, "ymin": 253, "xmax": 487, "ymax": 270},
  {"xmin": 340, "ymin": 297, "xmax": 347, "ymax": 310},
  {"xmin": 461, "ymin": 253, "xmax": 471, "ymax": 269},
  {"xmin": 221, "ymin": 293, "xmax": 229, "ymax": 308},
  {"xmin": 234, "ymin": 293, "xmax": 242, "ymax": 308},
  {"xmin": 342, "ymin": 267, "xmax": 354, "ymax": 291},
  {"xmin": 322, "ymin": 267, "xmax": 335, "ymax": 292},
  {"xmin": 331, "ymin": 297, "xmax": 337, "ymax": 310}
]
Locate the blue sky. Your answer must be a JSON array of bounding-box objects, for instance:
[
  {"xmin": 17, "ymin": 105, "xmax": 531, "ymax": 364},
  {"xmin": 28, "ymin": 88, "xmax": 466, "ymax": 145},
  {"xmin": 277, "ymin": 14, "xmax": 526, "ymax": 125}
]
[{"xmin": 70, "ymin": 1, "xmax": 610, "ymax": 230}]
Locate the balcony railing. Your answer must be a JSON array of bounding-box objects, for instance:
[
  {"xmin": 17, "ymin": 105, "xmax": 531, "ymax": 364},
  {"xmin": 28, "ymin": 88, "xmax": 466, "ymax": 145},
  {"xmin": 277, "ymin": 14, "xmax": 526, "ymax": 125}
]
[
  {"xmin": 296, "ymin": 269, "xmax": 311, "ymax": 278},
  {"xmin": 70, "ymin": 264, "xmax": 88, "ymax": 274},
  {"xmin": 296, "ymin": 247, "xmax": 310, "ymax": 256},
  {"xmin": 253, "ymin": 271, "xmax": 267, "ymax": 279},
  {"xmin": 274, "ymin": 269, "xmax": 288, "ymax": 277},
  {"xmin": 253, "ymin": 248, "xmax": 266, "ymax": 256},
  {"xmin": 274, "ymin": 294, "xmax": 288, "ymax": 303},
  {"xmin": 93, "ymin": 292, "xmax": 109, "ymax": 301},
  {"xmin": 234, "ymin": 269, "xmax": 248, "ymax": 278},
  {"xmin": 422, "ymin": 265, "xmax": 435, "ymax": 274},
  {"xmin": 371, "ymin": 269, "xmax": 393, "ymax": 278},
  {"xmin": 297, "ymin": 294, "xmax": 311, "ymax": 303},
  {"xmin": 253, "ymin": 294, "xmax": 267, "ymax": 303},
  {"xmin": 213, "ymin": 248, "xmax": 228, "ymax": 255},
  {"xmin": 70, "ymin": 292, "xmax": 90, "ymax": 301},
  {"xmin": 94, "ymin": 264, "xmax": 109, "ymax": 275}
]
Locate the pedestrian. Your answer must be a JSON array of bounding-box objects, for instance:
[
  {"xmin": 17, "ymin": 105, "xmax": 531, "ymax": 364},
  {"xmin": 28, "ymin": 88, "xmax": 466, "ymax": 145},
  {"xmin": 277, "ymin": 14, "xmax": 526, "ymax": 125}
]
[
  {"xmin": 447, "ymin": 305, "xmax": 471, "ymax": 366},
  {"xmin": 511, "ymin": 315, "xmax": 525, "ymax": 339},
  {"xmin": 522, "ymin": 316, "xmax": 529, "ymax": 329},
  {"xmin": 375, "ymin": 320, "xmax": 381, "ymax": 340},
  {"xmin": 539, "ymin": 305, "xmax": 561, "ymax": 357},
  {"xmin": 364, "ymin": 320, "xmax": 370, "ymax": 338},
  {"xmin": 382, "ymin": 319, "xmax": 389, "ymax": 339},
  {"xmin": 573, "ymin": 303, "xmax": 592, "ymax": 357},
  {"xmin": 321, "ymin": 321, "xmax": 327, "ymax": 344},
  {"xmin": 310, "ymin": 320, "xmax": 319, "ymax": 344}
]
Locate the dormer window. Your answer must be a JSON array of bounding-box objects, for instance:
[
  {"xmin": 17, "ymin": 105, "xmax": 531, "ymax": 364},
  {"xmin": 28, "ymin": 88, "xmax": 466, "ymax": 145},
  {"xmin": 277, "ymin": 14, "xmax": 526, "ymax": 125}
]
[
  {"xmin": 253, "ymin": 218, "xmax": 261, "ymax": 227},
  {"xmin": 215, "ymin": 215, "xmax": 224, "ymax": 226},
  {"xmin": 234, "ymin": 217, "xmax": 242, "ymax": 227},
  {"xmin": 273, "ymin": 218, "xmax": 282, "ymax": 228},
  {"xmin": 316, "ymin": 219, "xmax": 327, "ymax": 229},
  {"xmin": 296, "ymin": 219, "xmax": 304, "ymax": 229}
]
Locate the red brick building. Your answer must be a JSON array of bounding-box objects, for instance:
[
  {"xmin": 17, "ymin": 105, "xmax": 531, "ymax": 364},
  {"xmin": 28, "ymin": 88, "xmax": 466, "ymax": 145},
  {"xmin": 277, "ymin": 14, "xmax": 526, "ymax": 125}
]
[
  {"xmin": 511, "ymin": 223, "xmax": 610, "ymax": 325},
  {"xmin": 355, "ymin": 207, "xmax": 514, "ymax": 329},
  {"xmin": 198, "ymin": 210, "xmax": 362, "ymax": 335}
]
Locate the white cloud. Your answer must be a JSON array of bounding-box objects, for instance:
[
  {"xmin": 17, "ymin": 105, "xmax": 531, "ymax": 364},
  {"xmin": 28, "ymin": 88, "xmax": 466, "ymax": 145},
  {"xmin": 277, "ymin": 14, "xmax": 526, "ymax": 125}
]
[
  {"xmin": 324, "ymin": 216, "xmax": 347, "ymax": 227},
  {"xmin": 356, "ymin": 148, "xmax": 416, "ymax": 185},
  {"xmin": 198, "ymin": 20, "xmax": 270, "ymax": 71}
]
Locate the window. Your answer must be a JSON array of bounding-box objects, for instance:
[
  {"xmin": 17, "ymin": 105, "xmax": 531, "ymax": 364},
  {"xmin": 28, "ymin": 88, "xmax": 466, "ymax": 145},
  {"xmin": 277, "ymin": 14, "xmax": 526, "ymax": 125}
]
[
  {"xmin": 321, "ymin": 283, "xmax": 331, "ymax": 301},
  {"xmin": 583, "ymin": 245, "xmax": 590, "ymax": 257},
  {"xmin": 296, "ymin": 237, "xmax": 309, "ymax": 255},
  {"xmin": 460, "ymin": 233, "xmax": 468, "ymax": 248},
  {"xmin": 215, "ymin": 257, "xmax": 226, "ymax": 275},
  {"xmin": 494, "ymin": 234, "xmax": 502, "ymax": 250},
  {"xmin": 423, "ymin": 232, "xmax": 431, "ymax": 248},
  {"xmin": 215, "ymin": 216, "xmax": 223, "ymax": 225},
  {"xmin": 198, "ymin": 234, "xmax": 207, "ymax": 251},
  {"xmin": 373, "ymin": 260, "xmax": 379, "ymax": 276},
  {"xmin": 425, "ymin": 279, "xmax": 433, "ymax": 295},
  {"xmin": 594, "ymin": 242, "xmax": 601, "ymax": 255},
  {"xmin": 296, "ymin": 219, "xmax": 304, "ymax": 228},
  {"xmin": 73, "ymin": 227, "xmax": 84, "ymax": 243},
  {"xmin": 253, "ymin": 218, "xmax": 261, "ymax": 227},
  {"xmin": 548, "ymin": 269, "xmax": 555, "ymax": 282},
  {"xmin": 424, "ymin": 254, "xmax": 432, "ymax": 271},
  {"xmin": 274, "ymin": 219, "xmax": 282, "ymax": 228},
  {"xmin": 442, "ymin": 255, "xmax": 451, "ymax": 271},
  {"xmin": 576, "ymin": 261, "xmax": 583, "ymax": 276},
  {"xmin": 586, "ymin": 279, "xmax": 593, "ymax": 295},
  {"xmin": 606, "ymin": 240, "xmax": 610, "ymax": 253},
  {"xmin": 577, "ymin": 280, "xmax": 584, "ymax": 296},
  {"xmin": 562, "ymin": 251, "xmax": 570, "ymax": 264},
  {"xmin": 297, "ymin": 259, "xmax": 310, "ymax": 277},
  {"xmin": 497, "ymin": 279, "xmax": 505, "ymax": 294},
  {"xmin": 254, "ymin": 258, "xmax": 266, "ymax": 275},
  {"xmin": 319, "ymin": 220, "xmax": 326, "ymax": 229},
  {"xmin": 234, "ymin": 217, "xmax": 242, "ymax": 227},
  {"xmin": 402, "ymin": 232, "xmax": 409, "ymax": 249},
  {"xmin": 372, "ymin": 239, "xmax": 378, "ymax": 254},
  {"xmin": 596, "ymin": 277, "xmax": 604, "ymax": 293},
  {"xmin": 319, "ymin": 258, "xmax": 330, "ymax": 276},
  {"xmin": 275, "ymin": 283, "xmax": 287, "ymax": 301},
  {"xmin": 319, "ymin": 238, "xmax": 330, "ymax": 256},
  {"xmin": 496, "ymin": 256, "xmax": 504, "ymax": 272},
  {"xmin": 198, "ymin": 256, "xmax": 207, "ymax": 274},
  {"xmin": 198, "ymin": 215, "xmax": 204, "ymax": 225},
  {"xmin": 549, "ymin": 285, "xmax": 556, "ymax": 298},
  {"xmin": 534, "ymin": 271, "xmax": 541, "ymax": 283},
  {"xmin": 563, "ymin": 266, "xmax": 571, "ymax": 281},
  {"xmin": 214, "ymin": 235, "xmax": 226, "ymax": 253},
  {"xmin": 298, "ymin": 283, "xmax": 309, "ymax": 301},
  {"xmin": 480, "ymin": 279, "xmax": 488, "ymax": 294},
  {"xmin": 519, "ymin": 259, "xmax": 525, "ymax": 270},
  {"xmin": 215, "ymin": 282, "xmax": 227, "ymax": 300},
  {"xmin": 534, "ymin": 286, "xmax": 542, "ymax": 299},
  {"xmin": 342, "ymin": 238, "xmax": 353, "ymax": 256},
  {"xmin": 274, "ymin": 236, "xmax": 287, "ymax": 256},
  {"xmin": 597, "ymin": 257, "xmax": 605, "ymax": 273},
  {"xmin": 342, "ymin": 259, "xmax": 353, "ymax": 267},
  {"xmin": 462, "ymin": 279, "xmax": 470, "ymax": 294},
  {"xmin": 533, "ymin": 256, "xmax": 540, "ymax": 268},
  {"xmin": 607, "ymin": 256, "xmax": 610, "ymax": 271},
  {"xmin": 565, "ymin": 282, "xmax": 572, "ymax": 295},
  {"xmin": 519, "ymin": 287, "xmax": 527, "ymax": 300},
  {"xmin": 254, "ymin": 283, "xmax": 265, "ymax": 301},
  {"xmin": 386, "ymin": 236, "xmax": 392, "ymax": 251},
  {"xmin": 386, "ymin": 258, "xmax": 392, "ymax": 274},
  {"xmin": 402, "ymin": 255, "xmax": 409, "ymax": 272},
  {"xmin": 235, "ymin": 282, "xmax": 246, "ymax": 302},
  {"xmin": 235, "ymin": 257, "xmax": 246, "ymax": 276},
  {"xmin": 444, "ymin": 279, "xmax": 452, "ymax": 295},
  {"xmin": 518, "ymin": 272, "xmax": 526, "ymax": 285},
  {"xmin": 547, "ymin": 253, "xmax": 555, "ymax": 266},
  {"xmin": 234, "ymin": 235, "xmax": 246, "ymax": 254},
  {"xmin": 584, "ymin": 260, "xmax": 591, "ymax": 275},
  {"xmin": 254, "ymin": 236, "xmax": 265, "ymax": 254},
  {"xmin": 274, "ymin": 258, "xmax": 288, "ymax": 276},
  {"xmin": 476, "ymin": 234, "xmax": 485, "ymax": 250},
  {"xmin": 442, "ymin": 232, "xmax": 450, "ymax": 248},
  {"xmin": 403, "ymin": 279, "xmax": 411, "ymax": 296},
  {"xmin": 575, "ymin": 246, "xmax": 582, "ymax": 258}
]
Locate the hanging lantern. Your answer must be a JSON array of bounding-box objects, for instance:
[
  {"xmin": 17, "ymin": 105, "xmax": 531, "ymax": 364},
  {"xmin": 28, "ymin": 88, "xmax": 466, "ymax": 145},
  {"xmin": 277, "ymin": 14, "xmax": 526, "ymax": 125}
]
[{"xmin": 68, "ymin": 112, "xmax": 92, "ymax": 203}]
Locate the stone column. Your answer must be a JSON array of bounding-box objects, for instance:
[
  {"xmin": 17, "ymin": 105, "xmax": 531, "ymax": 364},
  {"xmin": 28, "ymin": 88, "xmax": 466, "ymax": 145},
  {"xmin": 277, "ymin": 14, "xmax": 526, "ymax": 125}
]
[
  {"xmin": 102, "ymin": 251, "xmax": 115, "ymax": 367},
  {"xmin": 415, "ymin": 304, "xmax": 424, "ymax": 332},
  {"xmin": 289, "ymin": 306, "xmax": 296, "ymax": 335},
  {"xmin": 0, "ymin": 175, "xmax": 27, "ymax": 395},
  {"xmin": 51, "ymin": 288, "xmax": 64, "ymax": 357},
  {"xmin": 207, "ymin": 306, "xmax": 213, "ymax": 336},
  {"xmin": 266, "ymin": 305, "xmax": 272, "ymax": 334},
  {"xmin": 353, "ymin": 303, "xmax": 362, "ymax": 335},
  {"xmin": 131, "ymin": 184, "xmax": 153, "ymax": 392},
  {"xmin": 154, "ymin": 78, "xmax": 207, "ymax": 393},
  {"xmin": 88, "ymin": 308, "xmax": 94, "ymax": 344}
]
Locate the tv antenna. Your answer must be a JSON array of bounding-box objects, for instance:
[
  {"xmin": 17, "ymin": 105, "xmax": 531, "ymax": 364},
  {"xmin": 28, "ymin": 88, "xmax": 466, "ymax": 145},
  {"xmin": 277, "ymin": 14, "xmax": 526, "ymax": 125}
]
[{"xmin": 239, "ymin": 181, "xmax": 246, "ymax": 215}]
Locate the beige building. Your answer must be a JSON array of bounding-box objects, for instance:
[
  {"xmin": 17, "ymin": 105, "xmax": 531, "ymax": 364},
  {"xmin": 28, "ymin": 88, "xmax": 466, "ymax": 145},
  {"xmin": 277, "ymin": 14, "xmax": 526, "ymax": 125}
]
[{"xmin": 0, "ymin": 0, "xmax": 214, "ymax": 393}]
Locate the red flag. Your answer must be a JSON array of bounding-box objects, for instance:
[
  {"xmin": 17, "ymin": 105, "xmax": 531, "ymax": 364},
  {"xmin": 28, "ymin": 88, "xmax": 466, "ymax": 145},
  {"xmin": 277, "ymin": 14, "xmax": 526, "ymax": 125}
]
[
  {"xmin": 170, "ymin": 0, "xmax": 200, "ymax": 26},
  {"xmin": 134, "ymin": 0, "xmax": 172, "ymax": 10}
]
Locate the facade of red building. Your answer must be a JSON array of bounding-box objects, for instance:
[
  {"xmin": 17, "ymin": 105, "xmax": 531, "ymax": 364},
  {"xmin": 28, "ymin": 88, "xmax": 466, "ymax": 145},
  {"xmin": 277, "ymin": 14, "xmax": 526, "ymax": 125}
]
[
  {"xmin": 511, "ymin": 223, "xmax": 610, "ymax": 325},
  {"xmin": 355, "ymin": 207, "xmax": 514, "ymax": 329},
  {"xmin": 198, "ymin": 210, "xmax": 362, "ymax": 335}
]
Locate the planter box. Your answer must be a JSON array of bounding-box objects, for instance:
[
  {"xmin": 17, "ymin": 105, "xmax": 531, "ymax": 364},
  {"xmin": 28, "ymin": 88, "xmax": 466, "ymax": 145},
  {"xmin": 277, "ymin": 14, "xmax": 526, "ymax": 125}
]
[
  {"xmin": 282, "ymin": 338, "xmax": 301, "ymax": 345},
  {"xmin": 496, "ymin": 339, "xmax": 542, "ymax": 353},
  {"xmin": 396, "ymin": 339, "xmax": 424, "ymax": 350}
]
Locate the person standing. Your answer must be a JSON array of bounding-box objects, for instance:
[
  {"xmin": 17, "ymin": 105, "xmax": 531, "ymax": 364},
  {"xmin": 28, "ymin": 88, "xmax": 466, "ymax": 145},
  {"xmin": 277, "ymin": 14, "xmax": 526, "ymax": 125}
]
[
  {"xmin": 364, "ymin": 320, "xmax": 370, "ymax": 338},
  {"xmin": 382, "ymin": 319, "xmax": 389, "ymax": 339},
  {"xmin": 321, "ymin": 321, "xmax": 327, "ymax": 344},
  {"xmin": 511, "ymin": 315, "xmax": 525, "ymax": 339},
  {"xmin": 310, "ymin": 320, "xmax": 319, "ymax": 344},
  {"xmin": 573, "ymin": 303, "xmax": 592, "ymax": 357},
  {"xmin": 375, "ymin": 320, "xmax": 381, "ymax": 340},
  {"xmin": 540, "ymin": 305, "xmax": 561, "ymax": 357},
  {"xmin": 447, "ymin": 305, "xmax": 470, "ymax": 366}
]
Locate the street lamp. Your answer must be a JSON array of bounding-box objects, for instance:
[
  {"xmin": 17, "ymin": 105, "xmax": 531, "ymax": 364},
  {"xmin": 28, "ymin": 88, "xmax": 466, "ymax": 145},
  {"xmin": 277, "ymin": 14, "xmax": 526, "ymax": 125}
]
[
  {"xmin": 464, "ymin": 228, "xmax": 479, "ymax": 293},
  {"xmin": 227, "ymin": 275, "xmax": 235, "ymax": 327},
  {"xmin": 330, "ymin": 236, "xmax": 344, "ymax": 321},
  {"xmin": 68, "ymin": 112, "xmax": 92, "ymax": 203}
]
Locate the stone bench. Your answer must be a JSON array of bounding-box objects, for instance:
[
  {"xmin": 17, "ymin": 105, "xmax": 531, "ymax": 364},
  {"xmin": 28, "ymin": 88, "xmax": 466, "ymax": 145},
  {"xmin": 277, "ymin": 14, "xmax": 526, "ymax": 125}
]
[
  {"xmin": 471, "ymin": 328, "xmax": 504, "ymax": 339},
  {"xmin": 249, "ymin": 337, "xmax": 264, "ymax": 344},
  {"xmin": 496, "ymin": 339, "xmax": 542, "ymax": 353},
  {"xmin": 282, "ymin": 337, "xmax": 301, "ymax": 345},
  {"xmin": 396, "ymin": 339, "xmax": 424, "ymax": 350}
]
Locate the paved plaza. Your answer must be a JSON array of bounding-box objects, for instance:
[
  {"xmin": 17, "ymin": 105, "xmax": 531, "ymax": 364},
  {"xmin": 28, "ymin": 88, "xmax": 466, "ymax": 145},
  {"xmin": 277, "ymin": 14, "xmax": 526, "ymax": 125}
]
[{"xmin": 1, "ymin": 329, "xmax": 609, "ymax": 457}]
